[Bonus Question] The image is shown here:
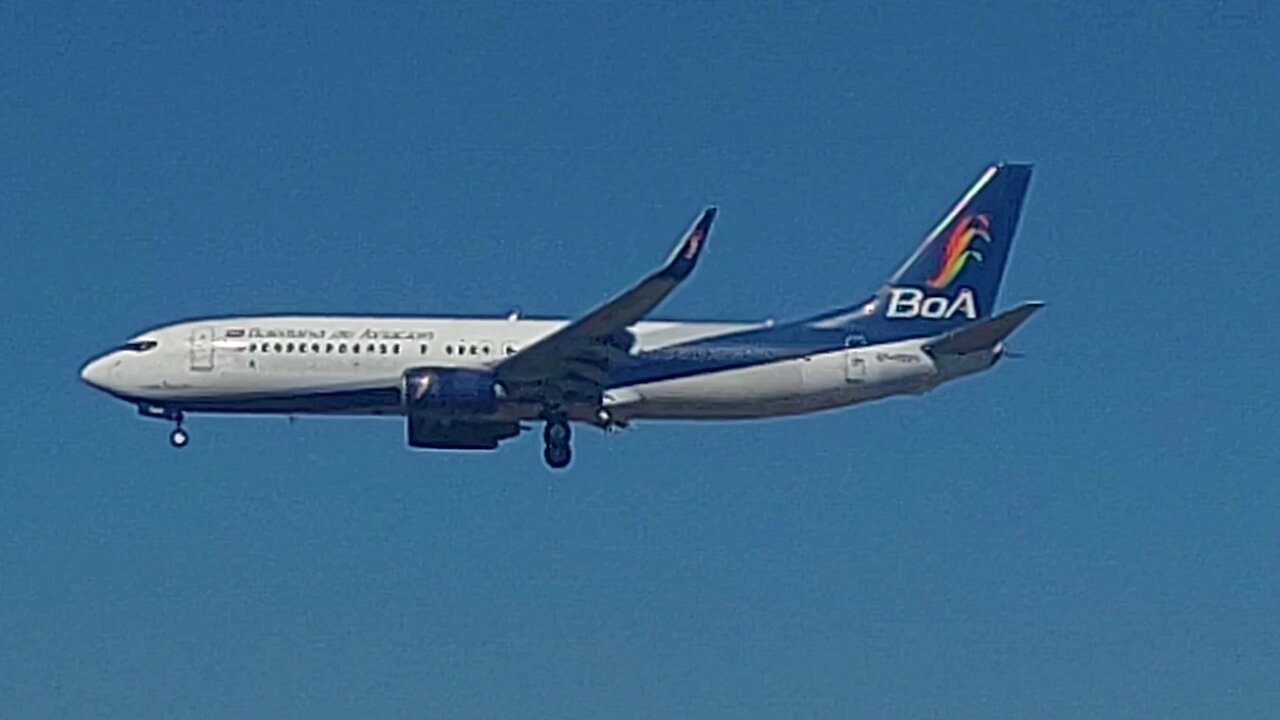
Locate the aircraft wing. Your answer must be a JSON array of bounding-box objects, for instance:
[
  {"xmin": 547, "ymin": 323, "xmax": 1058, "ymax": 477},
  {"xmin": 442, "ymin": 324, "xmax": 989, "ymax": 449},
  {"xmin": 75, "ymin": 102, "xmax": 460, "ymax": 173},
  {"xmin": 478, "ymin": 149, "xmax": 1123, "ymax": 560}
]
[
  {"xmin": 924, "ymin": 301, "xmax": 1044, "ymax": 355},
  {"xmin": 495, "ymin": 208, "xmax": 716, "ymax": 405}
]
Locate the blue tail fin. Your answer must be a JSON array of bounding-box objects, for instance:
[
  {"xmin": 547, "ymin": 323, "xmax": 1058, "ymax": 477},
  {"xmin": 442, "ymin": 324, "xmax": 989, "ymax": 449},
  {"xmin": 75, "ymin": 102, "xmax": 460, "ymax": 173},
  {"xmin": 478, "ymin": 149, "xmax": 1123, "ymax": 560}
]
[
  {"xmin": 883, "ymin": 163, "xmax": 1031, "ymax": 318},
  {"xmin": 814, "ymin": 163, "xmax": 1033, "ymax": 341}
]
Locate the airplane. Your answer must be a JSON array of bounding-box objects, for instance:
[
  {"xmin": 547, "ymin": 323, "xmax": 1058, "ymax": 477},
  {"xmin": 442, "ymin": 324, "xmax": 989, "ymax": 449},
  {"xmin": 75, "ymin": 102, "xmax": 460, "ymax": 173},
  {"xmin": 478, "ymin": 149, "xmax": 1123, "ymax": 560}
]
[{"xmin": 80, "ymin": 163, "xmax": 1042, "ymax": 469}]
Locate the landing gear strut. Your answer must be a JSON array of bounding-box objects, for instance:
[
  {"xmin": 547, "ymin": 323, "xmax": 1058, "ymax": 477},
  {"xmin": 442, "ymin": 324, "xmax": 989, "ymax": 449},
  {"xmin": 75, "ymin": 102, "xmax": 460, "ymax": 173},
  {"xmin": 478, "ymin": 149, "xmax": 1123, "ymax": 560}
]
[
  {"xmin": 167, "ymin": 411, "xmax": 189, "ymax": 448},
  {"xmin": 542, "ymin": 417, "xmax": 572, "ymax": 469},
  {"xmin": 140, "ymin": 405, "xmax": 189, "ymax": 449}
]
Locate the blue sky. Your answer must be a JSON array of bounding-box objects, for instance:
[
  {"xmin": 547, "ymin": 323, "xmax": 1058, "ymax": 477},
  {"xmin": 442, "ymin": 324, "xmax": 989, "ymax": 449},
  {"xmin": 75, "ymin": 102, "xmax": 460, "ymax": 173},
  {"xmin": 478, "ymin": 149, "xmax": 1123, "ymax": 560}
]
[{"xmin": 3, "ymin": 2, "xmax": 1279, "ymax": 718}]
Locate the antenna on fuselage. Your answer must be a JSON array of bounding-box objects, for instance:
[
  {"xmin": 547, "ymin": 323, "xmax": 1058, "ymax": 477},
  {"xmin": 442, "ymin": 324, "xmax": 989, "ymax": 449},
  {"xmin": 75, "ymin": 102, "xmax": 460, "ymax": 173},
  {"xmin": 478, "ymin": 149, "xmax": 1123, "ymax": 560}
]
[{"xmin": 506, "ymin": 307, "xmax": 522, "ymax": 322}]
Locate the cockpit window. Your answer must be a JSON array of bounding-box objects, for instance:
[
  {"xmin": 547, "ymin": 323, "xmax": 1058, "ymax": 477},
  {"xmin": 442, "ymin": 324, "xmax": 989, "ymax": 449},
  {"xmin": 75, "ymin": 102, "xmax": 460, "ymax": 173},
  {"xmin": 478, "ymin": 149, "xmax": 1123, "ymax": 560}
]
[{"xmin": 117, "ymin": 340, "xmax": 158, "ymax": 353}]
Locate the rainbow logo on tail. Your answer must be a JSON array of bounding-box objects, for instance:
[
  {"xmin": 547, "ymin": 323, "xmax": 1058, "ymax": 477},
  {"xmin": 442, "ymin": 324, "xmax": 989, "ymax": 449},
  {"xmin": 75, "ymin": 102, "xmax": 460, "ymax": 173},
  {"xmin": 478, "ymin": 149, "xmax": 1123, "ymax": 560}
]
[{"xmin": 926, "ymin": 213, "xmax": 992, "ymax": 288}]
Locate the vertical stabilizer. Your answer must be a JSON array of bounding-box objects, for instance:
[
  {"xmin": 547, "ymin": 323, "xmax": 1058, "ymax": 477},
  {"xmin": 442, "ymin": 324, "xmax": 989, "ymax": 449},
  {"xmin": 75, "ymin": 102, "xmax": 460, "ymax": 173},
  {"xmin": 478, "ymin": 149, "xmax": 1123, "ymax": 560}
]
[
  {"xmin": 883, "ymin": 163, "xmax": 1032, "ymax": 322},
  {"xmin": 806, "ymin": 163, "xmax": 1034, "ymax": 340}
]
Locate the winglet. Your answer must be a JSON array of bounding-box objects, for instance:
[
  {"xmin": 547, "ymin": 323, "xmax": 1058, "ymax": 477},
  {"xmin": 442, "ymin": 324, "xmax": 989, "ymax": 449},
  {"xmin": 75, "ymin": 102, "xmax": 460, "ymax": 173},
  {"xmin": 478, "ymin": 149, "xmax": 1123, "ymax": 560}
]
[
  {"xmin": 924, "ymin": 301, "xmax": 1044, "ymax": 355},
  {"xmin": 663, "ymin": 207, "xmax": 717, "ymax": 280}
]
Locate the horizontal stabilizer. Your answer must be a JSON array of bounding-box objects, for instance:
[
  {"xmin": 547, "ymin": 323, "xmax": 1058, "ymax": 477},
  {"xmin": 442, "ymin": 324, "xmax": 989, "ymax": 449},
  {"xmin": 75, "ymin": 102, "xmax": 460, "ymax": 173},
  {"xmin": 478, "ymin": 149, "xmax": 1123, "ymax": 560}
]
[{"xmin": 924, "ymin": 301, "xmax": 1044, "ymax": 355}]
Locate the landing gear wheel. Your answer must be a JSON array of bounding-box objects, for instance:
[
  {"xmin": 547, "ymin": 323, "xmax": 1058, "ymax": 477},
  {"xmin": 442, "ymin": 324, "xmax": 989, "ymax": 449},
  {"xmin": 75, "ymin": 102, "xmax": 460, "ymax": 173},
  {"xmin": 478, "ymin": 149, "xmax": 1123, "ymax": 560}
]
[
  {"xmin": 169, "ymin": 428, "xmax": 189, "ymax": 448},
  {"xmin": 543, "ymin": 444, "xmax": 571, "ymax": 469},
  {"xmin": 541, "ymin": 418, "xmax": 572, "ymax": 469}
]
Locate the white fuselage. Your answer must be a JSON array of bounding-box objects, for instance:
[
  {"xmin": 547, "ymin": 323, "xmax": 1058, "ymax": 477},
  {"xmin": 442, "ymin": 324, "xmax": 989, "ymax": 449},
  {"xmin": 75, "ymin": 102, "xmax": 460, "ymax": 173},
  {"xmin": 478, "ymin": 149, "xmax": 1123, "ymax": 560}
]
[{"xmin": 81, "ymin": 315, "xmax": 997, "ymax": 424}]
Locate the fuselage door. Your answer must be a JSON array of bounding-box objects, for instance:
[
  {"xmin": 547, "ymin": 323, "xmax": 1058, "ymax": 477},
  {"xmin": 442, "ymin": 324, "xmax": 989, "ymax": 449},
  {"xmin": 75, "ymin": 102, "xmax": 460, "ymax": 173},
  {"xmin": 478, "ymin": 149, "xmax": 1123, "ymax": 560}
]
[
  {"xmin": 844, "ymin": 333, "xmax": 867, "ymax": 383},
  {"xmin": 190, "ymin": 326, "xmax": 215, "ymax": 371}
]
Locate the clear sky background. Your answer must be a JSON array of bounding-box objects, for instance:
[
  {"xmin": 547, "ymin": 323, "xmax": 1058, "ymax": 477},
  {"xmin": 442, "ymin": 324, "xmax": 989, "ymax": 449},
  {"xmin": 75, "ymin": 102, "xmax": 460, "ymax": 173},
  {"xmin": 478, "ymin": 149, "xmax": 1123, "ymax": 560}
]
[{"xmin": 3, "ymin": 2, "xmax": 1278, "ymax": 718}]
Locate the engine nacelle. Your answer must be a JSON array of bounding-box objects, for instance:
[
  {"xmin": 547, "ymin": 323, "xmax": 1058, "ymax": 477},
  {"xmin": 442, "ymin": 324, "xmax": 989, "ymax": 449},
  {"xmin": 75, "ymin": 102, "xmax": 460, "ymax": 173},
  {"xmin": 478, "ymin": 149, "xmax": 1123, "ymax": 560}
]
[{"xmin": 401, "ymin": 367, "xmax": 500, "ymax": 415}]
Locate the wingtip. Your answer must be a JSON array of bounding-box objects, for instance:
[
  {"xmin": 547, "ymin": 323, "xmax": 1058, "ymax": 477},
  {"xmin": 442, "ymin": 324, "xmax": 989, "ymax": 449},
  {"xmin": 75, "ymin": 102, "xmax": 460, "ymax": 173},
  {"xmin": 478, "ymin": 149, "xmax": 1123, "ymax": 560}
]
[
  {"xmin": 996, "ymin": 161, "xmax": 1035, "ymax": 173},
  {"xmin": 661, "ymin": 207, "xmax": 716, "ymax": 275}
]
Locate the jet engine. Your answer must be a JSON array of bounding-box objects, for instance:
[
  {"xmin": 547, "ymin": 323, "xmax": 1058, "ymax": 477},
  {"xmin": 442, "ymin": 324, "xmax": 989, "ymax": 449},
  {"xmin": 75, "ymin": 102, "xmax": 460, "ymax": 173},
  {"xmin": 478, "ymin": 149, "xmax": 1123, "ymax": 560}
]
[{"xmin": 401, "ymin": 367, "xmax": 500, "ymax": 415}]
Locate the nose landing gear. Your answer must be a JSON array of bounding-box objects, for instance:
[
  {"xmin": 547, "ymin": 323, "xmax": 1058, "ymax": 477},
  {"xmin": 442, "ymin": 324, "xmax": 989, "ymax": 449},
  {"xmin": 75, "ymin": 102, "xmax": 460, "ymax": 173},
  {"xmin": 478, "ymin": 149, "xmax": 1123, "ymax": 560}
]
[
  {"xmin": 166, "ymin": 411, "xmax": 189, "ymax": 449},
  {"xmin": 542, "ymin": 417, "xmax": 572, "ymax": 469},
  {"xmin": 139, "ymin": 405, "xmax": 189, "ymax": 448}
]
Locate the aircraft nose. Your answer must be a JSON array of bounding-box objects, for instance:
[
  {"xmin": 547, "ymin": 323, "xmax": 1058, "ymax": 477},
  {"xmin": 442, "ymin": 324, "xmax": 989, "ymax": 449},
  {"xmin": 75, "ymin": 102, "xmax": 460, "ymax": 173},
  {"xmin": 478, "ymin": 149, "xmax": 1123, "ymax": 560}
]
[{"xmin": 80, "ymin": 355, "xmax": 115, "ymax": 390}]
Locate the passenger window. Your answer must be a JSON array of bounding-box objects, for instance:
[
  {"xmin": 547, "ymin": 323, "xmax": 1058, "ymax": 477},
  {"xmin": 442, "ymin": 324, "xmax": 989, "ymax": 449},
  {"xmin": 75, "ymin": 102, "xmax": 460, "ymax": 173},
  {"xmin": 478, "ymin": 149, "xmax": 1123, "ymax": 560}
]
[
  {"xmin": 445, "ymin": 345, "xmax": 453, "ymax": 355},
  {"xmin": 420, "ymin": 343, "xmax": 428, "ymax": 355},
  {"xmin": 274, "ymin": 343, "xmax": 283, "ymax": 353},
  {"xmin": 481, "ymin": 344, "xmax": 491, "ymax": 355},
  {"xmin": 249, "ymin": 343, "xmax": 257, "ymax": 352},
  {"xmin": 325, "ymin": 343, "xmax": 333, "ymax": 353},
  {"xmin": 353, "ymin": 344, "xmax": 360, "ymax": 354},
  {"xmin": 393, "ymin": 344, "xmax": 400, "ymax": 354},
  {"xmin": 286, "ymin": 343, "xmax": 295, "ymax": 353},
  {"xmin": 367, "ymin": 343, "xmax": 375, "ymax": 353},
  {"xmin": 339, "ymin": 344, "xmax": 347, "ymax": 353},
  {"xmin": 299, "ymin": 344, "xmax": 306, "ymax": 354},
  {"xmin": 312, "ymin": 343, "xmax": 320, "ymax": 353}
]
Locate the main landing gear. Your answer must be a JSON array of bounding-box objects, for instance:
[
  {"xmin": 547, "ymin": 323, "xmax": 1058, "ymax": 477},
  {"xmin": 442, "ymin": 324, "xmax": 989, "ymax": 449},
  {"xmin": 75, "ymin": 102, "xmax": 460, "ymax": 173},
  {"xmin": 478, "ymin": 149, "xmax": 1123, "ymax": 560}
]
[{"xmin": 542, "ymin": 417, "xmax": 572, "ymax": 469}]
